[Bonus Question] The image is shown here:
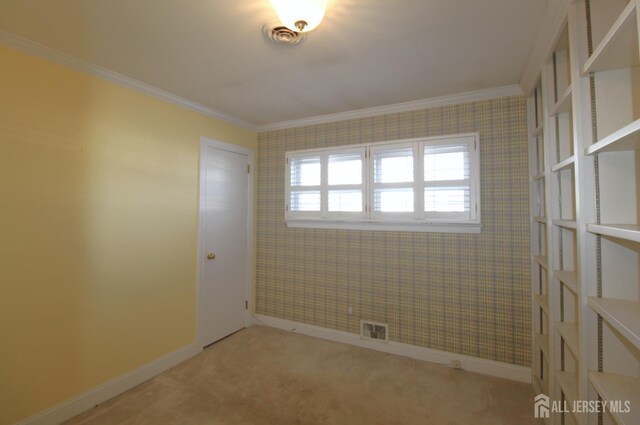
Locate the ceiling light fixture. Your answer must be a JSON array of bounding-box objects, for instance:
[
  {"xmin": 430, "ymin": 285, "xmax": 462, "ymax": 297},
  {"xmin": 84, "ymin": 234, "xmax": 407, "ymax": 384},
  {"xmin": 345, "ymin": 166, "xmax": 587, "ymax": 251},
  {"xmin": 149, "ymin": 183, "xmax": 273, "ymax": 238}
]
[
  {"xmin": 269, "ymin": 0, "xmax": 327, "ymax": 32},
  {"xmin": 263, "ymin": 23, "xmax": 307, "ymax": 45}
]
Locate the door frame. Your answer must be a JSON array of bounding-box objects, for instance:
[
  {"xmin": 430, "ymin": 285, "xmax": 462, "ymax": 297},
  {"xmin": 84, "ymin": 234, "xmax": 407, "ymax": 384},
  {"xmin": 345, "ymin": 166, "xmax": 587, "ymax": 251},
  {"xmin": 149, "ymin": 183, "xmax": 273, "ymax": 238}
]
[{"xmin": 196, "ymin": 137, "xmax": 254, "ymax": 349}]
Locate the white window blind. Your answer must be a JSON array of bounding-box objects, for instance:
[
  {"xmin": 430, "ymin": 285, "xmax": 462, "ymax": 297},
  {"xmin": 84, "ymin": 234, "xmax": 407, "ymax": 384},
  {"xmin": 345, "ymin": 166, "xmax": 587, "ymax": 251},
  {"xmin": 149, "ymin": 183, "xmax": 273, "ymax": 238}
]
[
  {"xmin": 291, "ymin": 191, "xmax": 321, "ymax": 212},
  {"xmin": 285, "ymin": 133, "xmax": 480, "ymax": 232},
  {"xmin": 423, "ymin": 144, "xmax": 472, "ymax": 220},
  {"xmin": 288, "ymin": 155, "xmax": 321, "ymax": 214},
  {"xmin": 327, "ymin": 150, "xmax": 365, "ymax": 216},
  {"xmin": 290, "ymin": 156, "xmax": 321, "ymax": 186},
  {"xmin": 328, "ymin": 153, "xmax": 362, "ymax": 185},
  {"xmin": 371, "ymin": 145, "xmax": 415, "ymax": 215},
  {"xmin": 373, "ymin": 148, "xmax": 414, "ymax": 183}
]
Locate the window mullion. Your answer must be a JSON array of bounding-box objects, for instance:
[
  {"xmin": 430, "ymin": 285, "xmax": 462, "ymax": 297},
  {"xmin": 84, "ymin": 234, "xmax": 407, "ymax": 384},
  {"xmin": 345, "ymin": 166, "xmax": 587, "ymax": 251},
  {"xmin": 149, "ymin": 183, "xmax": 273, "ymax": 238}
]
[
  {"xmin": 367, "ymin": 146, "xmax": 373, "ymax": 217},
  {"xmin": 285, "ymin": 154, "xmax": 290, "ymax": 216},
  {"xmin": 321, "ymin": 153, "xmax": 328, "ymax": 218},
  {"xmin": 325, "ymin": 147, "xmax": 366, "ymax": 217},
  {"xmin": 423, "ymin": 179, "xmax": 470, "ymax": 188},
  {"xmin": 372, "ymin": 182, "xmax": 414, "ymax": 190},
  {"xmin": 290, "ymin": 185, "xmax": 322, "ymax": 190},
  {"xmin": 327, "ymin": 184, "xmax": 363, "ymax": 191},
  {"xmin": 415, "ymin": 142, "xmax": 424, "ymax": 220},
  {"xmin": 363, "ymin": 146, "xmax": 369, "ymax": 217},
  {"xmin": 470, "ymin": 140, "xmax": 479, "ymax": 221}
]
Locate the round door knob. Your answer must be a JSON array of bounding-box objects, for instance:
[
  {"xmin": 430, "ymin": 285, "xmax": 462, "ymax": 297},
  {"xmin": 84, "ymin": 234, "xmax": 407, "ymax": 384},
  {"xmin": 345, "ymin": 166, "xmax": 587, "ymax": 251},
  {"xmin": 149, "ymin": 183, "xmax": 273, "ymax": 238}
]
[{"xmin": 207, "ymin": 252, "xmax": 216, "ymax": 260}]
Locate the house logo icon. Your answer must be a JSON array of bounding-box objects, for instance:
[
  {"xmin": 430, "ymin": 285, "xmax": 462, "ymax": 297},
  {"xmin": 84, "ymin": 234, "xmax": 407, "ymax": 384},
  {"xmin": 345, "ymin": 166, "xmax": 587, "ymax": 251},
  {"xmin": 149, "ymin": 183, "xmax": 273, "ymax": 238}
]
[{"xmin": 534, "ymin": 394, "xmax": 550, "ymax": 418}]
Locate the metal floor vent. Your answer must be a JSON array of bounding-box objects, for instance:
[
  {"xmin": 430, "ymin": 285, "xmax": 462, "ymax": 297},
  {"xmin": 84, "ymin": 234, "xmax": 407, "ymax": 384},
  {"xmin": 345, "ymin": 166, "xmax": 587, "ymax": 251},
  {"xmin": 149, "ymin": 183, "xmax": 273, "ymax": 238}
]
[{"xmin": 361, "ymin": 320, "xmax": 389, "ymax": 342}]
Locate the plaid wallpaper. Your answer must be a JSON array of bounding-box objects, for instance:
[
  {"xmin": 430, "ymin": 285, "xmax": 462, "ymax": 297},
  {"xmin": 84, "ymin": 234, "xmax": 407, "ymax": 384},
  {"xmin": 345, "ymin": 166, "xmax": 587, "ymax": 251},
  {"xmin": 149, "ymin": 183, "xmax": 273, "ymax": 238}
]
[{"xmin": 256, "ymin": 96, "xmax": 531, "ymax": 366}]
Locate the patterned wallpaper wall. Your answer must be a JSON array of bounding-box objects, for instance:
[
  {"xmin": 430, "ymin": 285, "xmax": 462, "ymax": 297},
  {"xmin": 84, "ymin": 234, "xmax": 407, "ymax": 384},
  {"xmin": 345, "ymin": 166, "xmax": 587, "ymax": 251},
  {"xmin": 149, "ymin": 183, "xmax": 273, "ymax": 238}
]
[{"xmin": 256, "ymin": 96, "xmax": 531, "ymax": 367}]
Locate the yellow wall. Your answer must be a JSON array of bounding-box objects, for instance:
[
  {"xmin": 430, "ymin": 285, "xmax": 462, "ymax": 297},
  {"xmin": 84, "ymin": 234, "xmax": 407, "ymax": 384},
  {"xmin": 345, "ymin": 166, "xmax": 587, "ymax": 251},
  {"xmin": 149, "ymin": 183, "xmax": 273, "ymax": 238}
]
[{"xmin": 0, "ymin": 44, "xmax": 256, "ymax": 424}]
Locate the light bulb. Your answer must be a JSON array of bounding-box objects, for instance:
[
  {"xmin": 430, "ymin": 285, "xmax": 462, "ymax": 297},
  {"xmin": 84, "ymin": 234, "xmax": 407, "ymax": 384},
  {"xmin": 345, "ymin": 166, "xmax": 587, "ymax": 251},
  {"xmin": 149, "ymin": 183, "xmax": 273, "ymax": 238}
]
[{"xmin": 270, "ymin": 0, "xmax": 327, "ymax": 32}]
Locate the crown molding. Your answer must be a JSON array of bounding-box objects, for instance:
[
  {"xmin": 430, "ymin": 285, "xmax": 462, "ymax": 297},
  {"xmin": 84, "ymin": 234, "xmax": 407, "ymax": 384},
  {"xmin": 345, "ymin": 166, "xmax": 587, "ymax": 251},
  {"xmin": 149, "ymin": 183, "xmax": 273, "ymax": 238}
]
[
  {"xmin": 0, "ymin": 30, "xmax": 529, "ymax": 134},
  {"xmin": 519, "ymin": 0, "xmax": 569, "ymax": 94},
  {"xmin": 256, "ymin": 85, "xmax": 524, "ymax": 132},
  {"xmin": 0, "ymin": 30, "xmax": 256, "ymax": 131}
]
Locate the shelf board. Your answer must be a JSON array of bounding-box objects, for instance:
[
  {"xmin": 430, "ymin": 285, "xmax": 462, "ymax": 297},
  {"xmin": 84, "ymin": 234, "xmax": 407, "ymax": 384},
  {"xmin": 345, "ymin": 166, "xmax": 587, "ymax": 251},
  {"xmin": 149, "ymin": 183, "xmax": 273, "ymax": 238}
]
[
  {"xmin": 533, "ymin": 375, "xmax": 549, "ymax": 402},
  {"xmin": 554, "ymin": 25, "xmax": 570, "ymax": 52},
  {"xmin": 557, "ymin": 371, "xmax": 579, "ymax": 403},
  {"xmin": 550, "ymin": 86, "xmax": 572, "ymax": 115},
  {"xmin": 557, "ymin": 372, "xmax": 583, "ymax": 423},
  {"xmin": 587, "ymin": 224, "xmax": 640, "ymax": 244},
  {"xmin": 551, "ymin": 155, "xmax": 575, "ymax": 172},
  {"xmin": 556, "ymin": 322, "xmax": 579, "ymax": 357},
  {"xmin": 582, "ymin": 2, "xmax": 639, "ymax": 75},
  {"xmin": 535, "ymin": 333, "xmax": 550, "ymax": 359},
  {"xmin": 532, "ymin": 374, "xmax": 543, "ymax": 395},
  {"xmin": 586, "ymin": 119, "xmax": 640, "ymax": 155},
  {"xmin": 534, "ymin": 293, "xmax": 549, "ymax": 313},
  {"xmin": 553, "ymin": 219, "xmax": 577, "ymax": 230},
  {"xmin": 532, "ymin": 173, "xmax": 545, "ymax": 181},
  {"xmin": 588, "ymin": 297, "xmax": 640, "ymax": 351},
  {"xmin": 534, "ymin": 255, "xmax": 548, "ymax": 270},
  {"xmin": 589, "ymin": 371, "xmax": 640, "ymax": 425},
  {"xmin": 554, "ymin": 270, "xmax": 578, "ymax": 294},
  {"xmin": 531, "ymin": 123, "xmax": 544, "ymax": 138},
  {"xmin": 533, "ymin": 216, "xmax": 547, "ymax": 224}
]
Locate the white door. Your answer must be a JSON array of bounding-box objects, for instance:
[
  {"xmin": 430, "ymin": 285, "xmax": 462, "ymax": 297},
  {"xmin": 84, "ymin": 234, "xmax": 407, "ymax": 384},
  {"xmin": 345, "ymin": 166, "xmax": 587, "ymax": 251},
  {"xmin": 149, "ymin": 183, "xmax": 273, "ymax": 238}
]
[{"xmin": 199, "ymin": 140, "xmax": 250, "ymax": 347}]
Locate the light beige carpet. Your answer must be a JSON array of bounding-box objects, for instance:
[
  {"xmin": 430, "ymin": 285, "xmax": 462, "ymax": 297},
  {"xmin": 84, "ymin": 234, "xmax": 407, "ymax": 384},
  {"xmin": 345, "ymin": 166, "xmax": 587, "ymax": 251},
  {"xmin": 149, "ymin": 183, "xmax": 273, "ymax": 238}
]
[{"xmin": 64, "ymin": 325, "xmax": 534, "ymax": 424}]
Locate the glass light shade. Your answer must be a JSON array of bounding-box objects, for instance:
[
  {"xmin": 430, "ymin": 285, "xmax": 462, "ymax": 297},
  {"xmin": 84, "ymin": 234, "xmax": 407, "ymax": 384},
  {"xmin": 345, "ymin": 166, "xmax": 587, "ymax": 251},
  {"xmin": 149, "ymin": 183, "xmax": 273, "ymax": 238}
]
[{"xmin": 270, "ymin": 0, "xmax": 327, "ymax": 32}]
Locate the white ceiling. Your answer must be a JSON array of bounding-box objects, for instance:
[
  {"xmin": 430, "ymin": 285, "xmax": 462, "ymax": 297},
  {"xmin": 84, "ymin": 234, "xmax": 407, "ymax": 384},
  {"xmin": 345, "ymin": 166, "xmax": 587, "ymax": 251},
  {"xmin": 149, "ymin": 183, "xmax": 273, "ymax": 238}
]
[{"xmin": 0, "ymin": 0, "xmax": 548, "ymax": 127}]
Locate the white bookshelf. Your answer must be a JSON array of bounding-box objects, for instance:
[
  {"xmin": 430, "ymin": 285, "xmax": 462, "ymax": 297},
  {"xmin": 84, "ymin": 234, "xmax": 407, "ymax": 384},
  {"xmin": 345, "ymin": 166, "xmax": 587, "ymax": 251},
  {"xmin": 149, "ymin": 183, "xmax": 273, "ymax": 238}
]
[
  {"xmin": 550, "ymin": 85, "xmax": 573, "ymax": 115},
  {"xmin": 586, "ymin": 224, "xmax": 640, "ymax": 244},
  {"xmin": 585, "ymin": 119, "xmax": 640, "ymax": 154},
  {"xmin": 527, "ymin": 1, "xmax": 640, "ymax": 424},
  {"xmin": 532, "ymin": 123, "xmax": 545, "ymax": 138},
  {"xmin": 553, "ymin": 219, "xmax": 578, "ymax": 230},
  {"xmin": 551, "ymin": 155, "xmax": 576, "ymax": 172},
  {"xmin": 588, "ymin": 371, "xmax": 640, "ymax": 425},
  {"xmin": 535, "ymin": 293, "xmax": 551, "ymax": 314},
  {"xmin": 555, "ymin": 270, "xmax": 579, "ymax": 294},
  {"xmin": 581, "ymin": 0, "xmax": 640, "ymax": 416},
  {"xmin": 581, "ymin": 2, "xmax": 639, "ymax": 75},
  {"xmin": 557, "ymin": 371, "xmax": 580, "ymax": 402},
  {"xmin": 535, "ymin": 255, "xmax": 549, "ymax": 269},
  {"xmin": 556, "ymin": 321, "xmax": 579, "ymax": 356},
  {"xmin": 533, "ymin": 172, "xmax": 546, "ymax": 181},
  {"xmin": 587, "ymin": 297, "xmax": 640, "ymax": 351},
  {"xmin": 528, "ymin": 76, "xmax": 555, "ymax": 414},
  {"xmin": 537, "ymin": 332, "xmax": 551, "ymax": 359},
  {"xmin": 557, "ymin": 371, "xmax": 582, "ymax": 424}
]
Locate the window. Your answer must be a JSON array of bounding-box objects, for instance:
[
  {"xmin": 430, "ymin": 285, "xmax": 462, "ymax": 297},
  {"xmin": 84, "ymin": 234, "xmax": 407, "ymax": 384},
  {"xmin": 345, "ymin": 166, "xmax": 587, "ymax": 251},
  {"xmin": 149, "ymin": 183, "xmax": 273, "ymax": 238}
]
[
  {"xmin": 285, "ymin": 134, "xmax": 480, "ymax": 233},
  {"xmin": 327, "ymin": 149, "xmax": 365, "ymax": 215},
  {"xmin": 371, "ymin": 144, "xmax": 415, "ymax": 217},
  {"xmin": 423, "ymin": 143, "xmax": 473, "ymax": 221},
  {"xmin": 289, "ymin": 155, "xmax": 321, "ymax": 215}
]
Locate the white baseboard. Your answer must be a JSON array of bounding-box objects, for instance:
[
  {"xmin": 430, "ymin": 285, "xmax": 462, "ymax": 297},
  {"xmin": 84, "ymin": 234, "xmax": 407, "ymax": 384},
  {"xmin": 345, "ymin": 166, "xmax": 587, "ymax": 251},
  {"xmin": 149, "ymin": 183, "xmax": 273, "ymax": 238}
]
[
  {"xmin": 254, "ymin": 314, "xmax": 531, "ymax": 384},
  {"xmin": 14, "ymin": 343, "xmax": 201, "ymax": 425},
  {"xmin": 13, "ymin": 318, "xmax": 531, "ymax": 425}
]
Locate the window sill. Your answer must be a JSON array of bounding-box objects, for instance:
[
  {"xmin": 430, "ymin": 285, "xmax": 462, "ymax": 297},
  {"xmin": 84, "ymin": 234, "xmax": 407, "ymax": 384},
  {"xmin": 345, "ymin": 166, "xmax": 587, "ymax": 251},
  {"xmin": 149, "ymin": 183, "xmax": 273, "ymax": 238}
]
[{"xmin": 285, "ymin": 219, "xmax": 482, "ymax": 234}]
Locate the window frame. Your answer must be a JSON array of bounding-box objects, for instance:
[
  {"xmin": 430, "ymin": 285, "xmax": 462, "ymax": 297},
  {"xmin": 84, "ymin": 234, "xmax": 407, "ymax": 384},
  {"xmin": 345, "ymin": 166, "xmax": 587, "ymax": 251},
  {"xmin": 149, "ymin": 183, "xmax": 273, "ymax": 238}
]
[
  {"xmin": 284, "ymin": 133, "xmax": 481, "ymax": 233},
  {"xmin": 285, "ymin": 152, "xmax": 323, "ymax": 218},
  {"xmin": 325, "ymin": 146, "xmax": 367, "ymax": 219},
  {"xmin": 421, "ymin": 135, "xmax": 479, "ymax": 223},
  {"xmin": 369, "ymin": 142, "xmax": 419, "ymax": 221}
]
